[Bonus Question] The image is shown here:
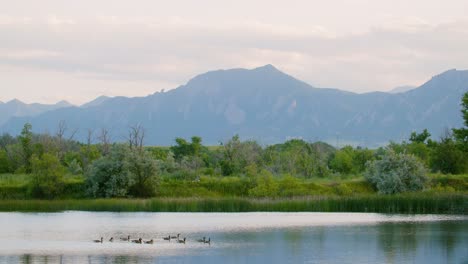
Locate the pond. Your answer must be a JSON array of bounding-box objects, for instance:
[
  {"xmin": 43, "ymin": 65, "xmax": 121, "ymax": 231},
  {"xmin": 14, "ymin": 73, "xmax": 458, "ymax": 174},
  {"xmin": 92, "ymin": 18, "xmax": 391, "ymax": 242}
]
[{"xmin": 0, "ymin": 212, "xmax": 466, "ymax": 263}]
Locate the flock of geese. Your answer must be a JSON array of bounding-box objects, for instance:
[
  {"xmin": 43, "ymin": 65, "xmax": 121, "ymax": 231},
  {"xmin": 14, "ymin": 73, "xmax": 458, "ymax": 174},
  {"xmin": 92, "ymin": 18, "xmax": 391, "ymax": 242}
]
[{"xmin": 93, "ymin": 234, "xmax": 211, "ymax": 245}]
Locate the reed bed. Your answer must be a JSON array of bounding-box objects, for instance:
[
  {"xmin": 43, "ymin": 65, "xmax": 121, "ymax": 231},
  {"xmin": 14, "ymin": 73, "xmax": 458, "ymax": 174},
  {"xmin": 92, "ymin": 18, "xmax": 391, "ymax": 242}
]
[{"xmin": 0, "ymin": 194, "xmax": 465, "ymax": 214}]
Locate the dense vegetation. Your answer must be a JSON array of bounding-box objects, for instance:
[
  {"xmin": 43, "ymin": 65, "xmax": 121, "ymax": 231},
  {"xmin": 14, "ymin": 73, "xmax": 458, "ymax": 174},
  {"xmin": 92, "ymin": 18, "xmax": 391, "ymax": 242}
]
[{"xmin": 0, "ymin": 92, "xmax": 467, "ymax": 213}]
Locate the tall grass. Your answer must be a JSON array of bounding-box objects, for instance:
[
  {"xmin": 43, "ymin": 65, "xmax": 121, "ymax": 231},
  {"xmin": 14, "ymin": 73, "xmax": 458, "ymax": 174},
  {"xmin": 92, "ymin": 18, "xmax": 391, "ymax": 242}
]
[{"xmin": 0, "ymin": 194, "xmax": 465, "ymax": 214}]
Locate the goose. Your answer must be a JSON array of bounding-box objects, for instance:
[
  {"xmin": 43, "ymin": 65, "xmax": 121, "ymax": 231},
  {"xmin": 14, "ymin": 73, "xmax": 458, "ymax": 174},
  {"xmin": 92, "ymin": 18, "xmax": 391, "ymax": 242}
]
[
  {"xmin": 109, "ymin": 237, "xmax": 114, "ymax": 242},
  {"xmin": 120, "ymin": 235, "xmax": 130, "ymax": 241},
  {"xmin": 132, "ymin": 238, "xmax": 143, "ymax": 244},
  {"xmin": 93, "ymin": 237, "xmax": 103, "ymax": 243},
  {"xmin": 204, "ymin": 237, "xmax": 211, "ymax": 245},
  {"xmin": 177, "ymin": 237, "xmax": 186, "ymax": 244},
  {"xmin": 163, "ymin": 235, "xmax": 171, "ymax": 241},
  {"xmin": 196, "ymin": 237, "xmax": 206, "ymax": 243},
  {"xmin": 144, "ymin": 239, "xmax": 154, "ymax": 244},
  {"xmin": 170, "ymin": 233, "xmax": 180, "ymax": 239}
]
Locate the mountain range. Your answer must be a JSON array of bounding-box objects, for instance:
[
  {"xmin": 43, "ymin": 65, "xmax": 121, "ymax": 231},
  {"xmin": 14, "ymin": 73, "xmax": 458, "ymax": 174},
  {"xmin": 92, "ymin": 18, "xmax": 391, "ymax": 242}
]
[
  {"xmin": 1, "ymin": 65, "xmax": 467, "ymax": 147},
  {"xmin": 0, "ymin": 99, "xmax": 73, "ymax": 126}
]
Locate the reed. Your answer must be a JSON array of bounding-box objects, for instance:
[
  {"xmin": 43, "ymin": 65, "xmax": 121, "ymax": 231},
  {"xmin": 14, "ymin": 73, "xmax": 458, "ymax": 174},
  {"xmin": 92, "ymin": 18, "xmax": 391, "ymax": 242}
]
[{"xmin": 0, "ymin": 194, "xmax": 465, "ymax": 214}]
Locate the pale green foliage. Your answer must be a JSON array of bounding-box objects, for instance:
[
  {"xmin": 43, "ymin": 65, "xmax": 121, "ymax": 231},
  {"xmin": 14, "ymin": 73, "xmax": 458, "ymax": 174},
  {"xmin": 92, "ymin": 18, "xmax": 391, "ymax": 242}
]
[
  {"xmin": 365, "ymin": 150, "xmax": 427, "ymax": 194},
  {"xmin": 221, "ymin": 135, "xmax": 263, "ymax": 175},
  {"xmin": 248, "ymin": 170, "xmax": 279, "ymax": 197},
  {"xmin": 67, "ymin": 159, "xmax": 83, "ymax": 175},
  {"xmin": 86, "ymin": 145, "xmax": 160, "ymax": 198},
  {"xmin": 278, "ymin": 174, "xmax": 306, "ymax": 197},
  {"xmin": 29, "ymin": 153, "xmax": 65, "ymax": 198},
  {"xmin": 86, "ymin": 145, "xmax": 132, "ymax": 198},
  {"xmin": 126, "ymin": 149, "xmax": 160, "ymax": 197}
]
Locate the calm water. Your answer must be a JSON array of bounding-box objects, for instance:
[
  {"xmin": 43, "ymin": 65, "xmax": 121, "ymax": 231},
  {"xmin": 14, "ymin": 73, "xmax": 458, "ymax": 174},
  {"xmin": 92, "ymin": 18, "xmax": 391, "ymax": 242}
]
[{"xmin": 0, "ymin": 212, "xmax": 466, "ymax": 264}]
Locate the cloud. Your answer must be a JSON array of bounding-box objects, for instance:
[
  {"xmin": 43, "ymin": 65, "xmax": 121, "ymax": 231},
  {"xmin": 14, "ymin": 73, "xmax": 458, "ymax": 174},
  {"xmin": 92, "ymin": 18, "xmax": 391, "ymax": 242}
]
[{"xmin": 0, "ymin": 15, "xmax": 467, "ymax": 104}]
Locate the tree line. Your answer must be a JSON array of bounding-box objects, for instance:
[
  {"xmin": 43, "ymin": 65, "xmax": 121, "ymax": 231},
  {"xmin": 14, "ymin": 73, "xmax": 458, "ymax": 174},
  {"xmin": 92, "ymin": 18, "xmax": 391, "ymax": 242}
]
[{"xmin": 0, "ymin": 92, "xmax": 467, "ymax": 198}]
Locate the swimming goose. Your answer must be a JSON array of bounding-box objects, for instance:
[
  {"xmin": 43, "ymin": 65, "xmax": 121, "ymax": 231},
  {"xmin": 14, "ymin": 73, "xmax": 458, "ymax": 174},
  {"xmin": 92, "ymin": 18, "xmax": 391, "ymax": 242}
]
[
  {"xmin": 177, "ymin": 237, "xmax": 186, "ymax": 244},
  {"xmin": 204, "ymin": 237, "xmax": 211, "ymax": 245},
  {"xmin": 132, "ymin": 238, "xmax": 143, "ymax": 244},
  {"xmin": 109, "ymin": 237, "xmax": 114, "ymax": 242},
  {"xmin": 170, "ymin": 233, "xmax": 180, "ymax": 239},
  {"xmin": 163, "ymin": 235, "xmax": 171, "ymax": 241},
  {"xmin": 93, "ymin": 237, "xmax": 103, "ymax": 243},
  {"xmin": 120, "ymin": 235, "xmax": 130, "ymax": 241},
  {"xmin": 144, "ymin": 239, "xmax": 154, "ymax": 244},
  {"xmin": 196, "ymin": 237, "xmax": 206, "ymax": 243}
]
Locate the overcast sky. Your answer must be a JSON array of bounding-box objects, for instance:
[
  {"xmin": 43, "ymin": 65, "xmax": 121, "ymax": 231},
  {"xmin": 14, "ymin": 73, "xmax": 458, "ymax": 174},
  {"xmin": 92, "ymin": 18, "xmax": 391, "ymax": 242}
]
[{"xmin": 1, "ymin": 0, "xmax": 468, "ymax": 105}]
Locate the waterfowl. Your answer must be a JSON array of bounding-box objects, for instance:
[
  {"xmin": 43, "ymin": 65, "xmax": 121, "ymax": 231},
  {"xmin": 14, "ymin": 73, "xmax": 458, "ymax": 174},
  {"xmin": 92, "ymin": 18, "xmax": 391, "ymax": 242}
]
[
  {"xmin": 93, "ymin": 237, "xmax": 103, "ymax": 243},
  {"xmin": 109, "ymin": 237, "xmax": 114, "ymax": 242},
  {"xmin": 196, "ymin": 237, "xmax": 206, "ymax": 243},
  {"xmin": 120, "ymin": 235, "xmax": 130, "ymax": 241},
  {"xmin": 170, "ymin": 233, "xmax": 180, "ymax": 239},
  {"xmin": 132, "ymin": 238, "xmax": 143, "ymax": 244},
  {"xmin": 144, "ymin": 239, "xmax": 154, "ymax": 244},
  {"xmin": 163, "ymin": 235, "xmax": 171, "ymax": 241},
  {"xmin": 204, "ymin": 237, "xmax": 211, "ymax": 245},
  {"xmin": 177, "ymin": 237, "xmax": 186, "ymax": 244}
]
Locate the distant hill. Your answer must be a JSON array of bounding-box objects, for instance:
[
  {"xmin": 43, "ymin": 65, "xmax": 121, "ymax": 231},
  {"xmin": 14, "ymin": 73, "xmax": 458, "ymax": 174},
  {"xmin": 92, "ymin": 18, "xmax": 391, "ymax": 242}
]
[
  {"xmin": 1, "ymin": 66, "xmax": 467, "ymax": 147},
  {"xmin": 80, "ymin": 96, "xmax": 111, "ymax": 108},
  {"xmin": 388, "ymin": 85, "xmax": 417, "ymax": 94},
  {"xmin": 0, "ymin": 99, "xmax": 73, "ymax": 126}
]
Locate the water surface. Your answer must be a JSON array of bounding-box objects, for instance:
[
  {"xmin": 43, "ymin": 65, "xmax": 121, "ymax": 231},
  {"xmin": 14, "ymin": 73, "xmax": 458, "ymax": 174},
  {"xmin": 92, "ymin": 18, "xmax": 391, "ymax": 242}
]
[{"xmin": 0, "ymin": 212, "xmax": 466, "ymax": 263}]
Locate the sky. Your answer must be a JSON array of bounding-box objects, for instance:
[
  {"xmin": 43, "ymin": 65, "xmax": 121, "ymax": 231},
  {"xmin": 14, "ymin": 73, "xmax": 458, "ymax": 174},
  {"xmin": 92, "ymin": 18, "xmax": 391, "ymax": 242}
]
[{"xmin": 1, "ymin": 0, "xmax": 468, "ymax": 105}]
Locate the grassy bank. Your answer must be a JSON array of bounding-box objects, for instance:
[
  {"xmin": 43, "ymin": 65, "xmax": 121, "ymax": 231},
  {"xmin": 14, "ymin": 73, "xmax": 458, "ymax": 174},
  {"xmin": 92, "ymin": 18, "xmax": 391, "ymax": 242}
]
[
  {"xmin": 0, "ymin": 194, "xmax": 466, "ymax": 214},
  {"xmin": 1, "ymin": 173, "xmax": 466, "ymax": 199}
]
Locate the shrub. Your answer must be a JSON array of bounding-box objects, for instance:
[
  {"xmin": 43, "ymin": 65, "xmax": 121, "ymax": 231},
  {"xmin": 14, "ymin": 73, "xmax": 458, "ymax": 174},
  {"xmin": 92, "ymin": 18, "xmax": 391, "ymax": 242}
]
[
  {"xmin": 365, "ymin": 150, "xmax": 427, "ymax": 194},
  {"xmin": 29, "ymin": 153, "xmax": 65, "ymax": 199},
  {"xmin": 248, "ymin": 170, "xmax": 279, "ymax": 197},
  {"xmin": 127, "ymin": 149, "xmax": 160, "ymax": 197},
  {"xmin": 85, "ymin": 145, "xmax": 132, "ymax": 198}
]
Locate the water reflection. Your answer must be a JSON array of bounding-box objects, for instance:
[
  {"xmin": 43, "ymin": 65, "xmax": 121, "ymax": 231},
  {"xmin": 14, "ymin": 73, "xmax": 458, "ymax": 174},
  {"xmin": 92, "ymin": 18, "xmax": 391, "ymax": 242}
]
[{"xmin": 0, "ymin": 212, "xmax": 466, "ymax": 264}]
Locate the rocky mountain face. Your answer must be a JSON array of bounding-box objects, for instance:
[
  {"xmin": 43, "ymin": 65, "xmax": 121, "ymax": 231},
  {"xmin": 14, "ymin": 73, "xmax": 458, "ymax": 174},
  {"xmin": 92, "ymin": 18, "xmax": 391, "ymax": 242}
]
[{"xmin": 1, "ymin": 66, "xmax": 467, "ymax": 147}]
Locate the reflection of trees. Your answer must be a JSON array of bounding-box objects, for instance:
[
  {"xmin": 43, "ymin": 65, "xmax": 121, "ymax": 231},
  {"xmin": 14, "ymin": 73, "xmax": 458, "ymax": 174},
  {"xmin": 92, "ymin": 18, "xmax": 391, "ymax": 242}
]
[
  {"xmin": 377, "ymin": 222, "xmax": 419, "ymax": 263},
  {"xmin": 282, "ymin": 228, "xmax": 304, "ymax": 256},
  {"xmin": 436, "ymin": 221, "xmax": 464, "ymax": 263},
  {"xmin": 20, "ymin": 255, "xmax": 31, "ymax": 264}
]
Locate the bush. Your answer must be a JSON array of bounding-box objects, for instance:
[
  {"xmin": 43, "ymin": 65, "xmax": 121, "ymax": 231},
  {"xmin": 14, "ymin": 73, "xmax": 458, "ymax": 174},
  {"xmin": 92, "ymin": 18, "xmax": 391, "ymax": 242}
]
[
  {"xmin": 29, "ymin": 153, "xmax": 65, "ymax": 199},
  {"xmin": 365, "ymin": 150, "xmax": 427, "ymax": 194},
  {"xmin": 86, "ymin": 145, "xmax": 160, "ymax": 198},
  {"xmin": 248, "ymin": 170, "xmax": 279, "ymax": 197},
  {"xmin": 126, "ymin": 149, "xmax": 160, "ymax": 197},
  {"xmin": 85, "ymin": 145, "xmax": 132, "ymax": 198}
]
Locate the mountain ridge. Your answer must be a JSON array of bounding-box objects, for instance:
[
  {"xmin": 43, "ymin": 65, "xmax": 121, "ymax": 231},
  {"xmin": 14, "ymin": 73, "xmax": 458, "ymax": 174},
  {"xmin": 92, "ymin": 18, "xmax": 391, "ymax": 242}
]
[{"xmin": 1, "ymin": 65, "xmax": 467, "ymax": 147}]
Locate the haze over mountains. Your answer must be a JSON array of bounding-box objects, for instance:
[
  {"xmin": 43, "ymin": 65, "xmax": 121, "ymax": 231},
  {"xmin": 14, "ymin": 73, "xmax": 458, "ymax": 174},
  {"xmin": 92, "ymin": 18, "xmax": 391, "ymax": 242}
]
[
  {"xmin": 1, "ymin": 65, "xmax": 467, "ymax": 147},
  {"xmin": 0, "ymin": 100, "xmax": 73, "ymax": 126}
]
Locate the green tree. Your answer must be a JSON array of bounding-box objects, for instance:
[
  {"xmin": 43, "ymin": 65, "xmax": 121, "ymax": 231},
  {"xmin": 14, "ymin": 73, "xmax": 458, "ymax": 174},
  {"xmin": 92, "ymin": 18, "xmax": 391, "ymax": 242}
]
[
  {"xmin": 221, "ymin": 135, "xmax": 262, "ymax": 176},
  {"xmin": 365, "ymin": 150, "xmax": 427, "ymax": 194},
  {"xmin": 453, "ymin": 92, "xmax": 468, "ymax": 150},
  {"xmin": 171, "ymin": 136, "xmax": 204, "ymax": 160},
  {"xmin": 0, "ymin": 149, "xmax": 10, "ymax": 173},
  {"xmin": 352, "ymin": 147, "xmax": 374, "ymax": 172},
  {"xmin": 127, "ymin": 149, "xmax": 160, "ymax": 197},
  {"xmin": 329, "ymin": 146, "xmax": 354, "ymax": 174},
  {"xmin": 29, "ymin": 153, "xmax": 65, "ymax": 199},
  {"xmin": 18, "ymin": 123, "xmax": 33, "ymax": 173},
  {"xmin": 409, "ymin": 129, "xmax": 431, "ymax": 144},
  {"xmin": 430, "ymin": 136, "xmax": 467, "ymax": 174}
]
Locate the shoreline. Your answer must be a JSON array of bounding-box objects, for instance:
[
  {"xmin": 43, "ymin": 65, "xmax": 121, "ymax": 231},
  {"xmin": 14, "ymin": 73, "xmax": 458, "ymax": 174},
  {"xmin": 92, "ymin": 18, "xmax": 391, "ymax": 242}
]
[{"xmin": 0, "ymin": 194, "xmax": 466, "ymax": 214}]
